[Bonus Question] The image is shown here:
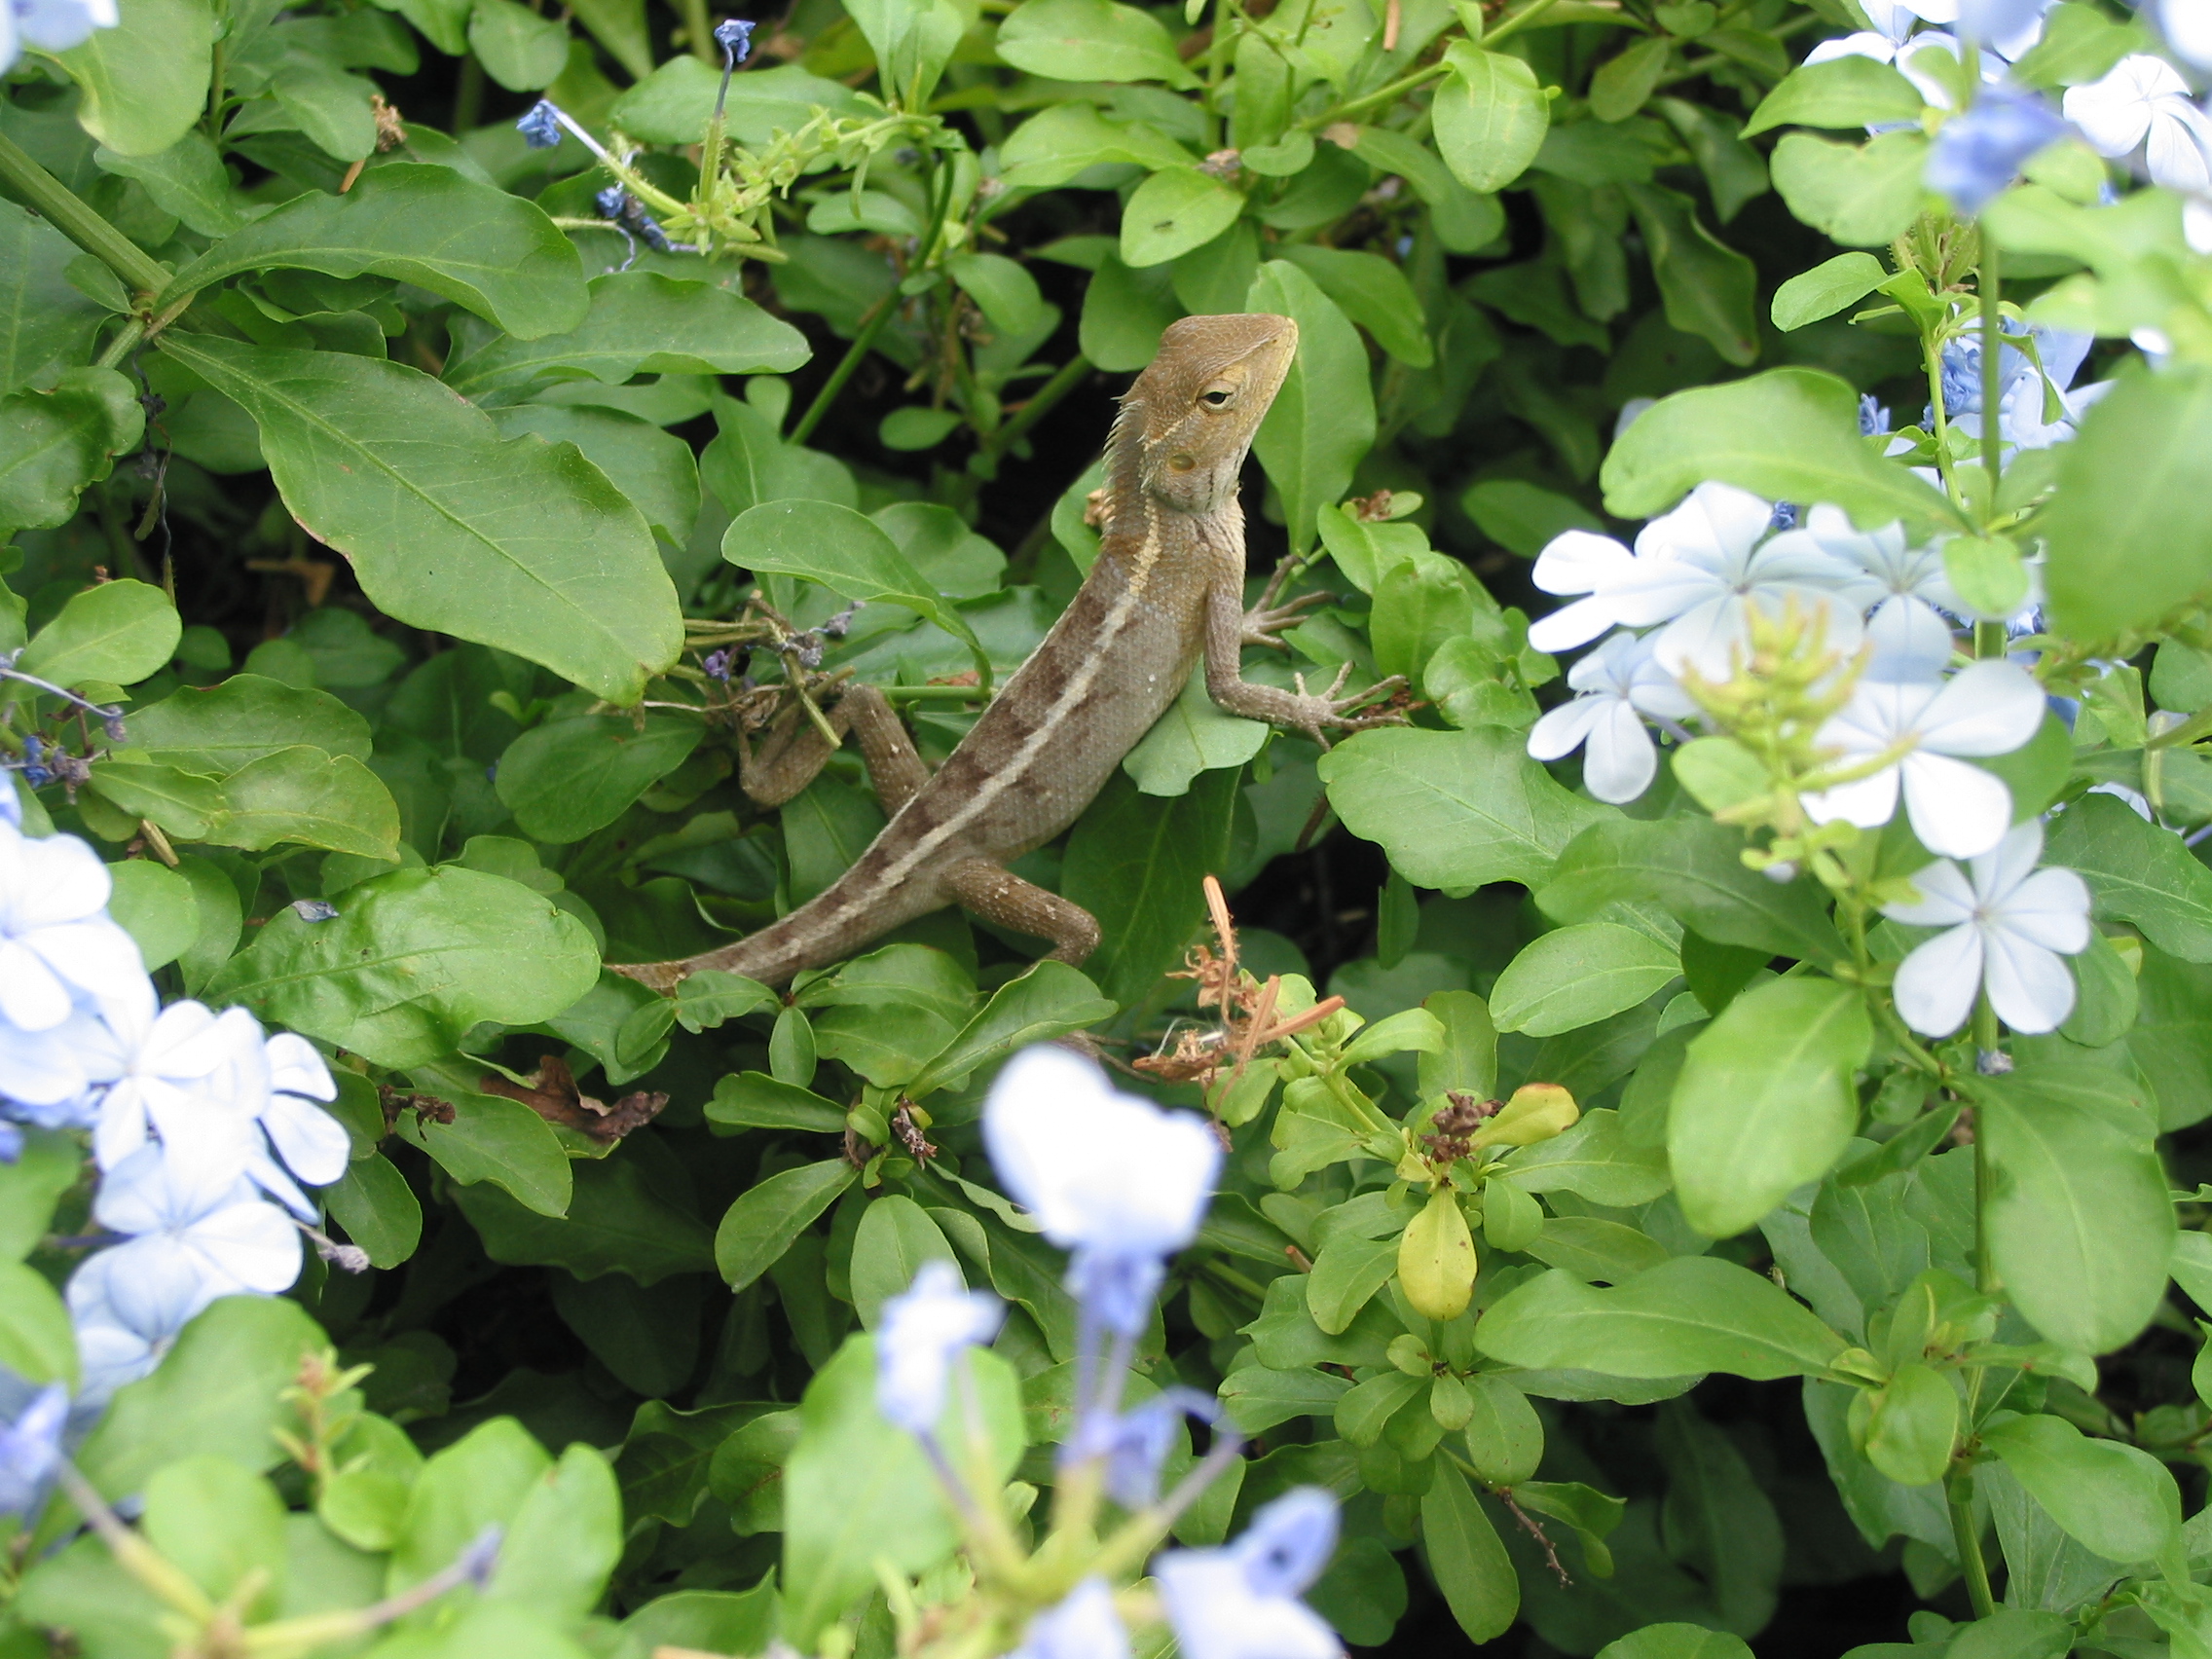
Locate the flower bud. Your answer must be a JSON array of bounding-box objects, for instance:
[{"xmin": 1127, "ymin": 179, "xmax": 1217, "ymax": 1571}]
[
  {"xmin": 1397, "ymin": 1188, "xmax": 1476, "ymax": 1321},
  {"xmin": 1468, "ymin": 1083, "xmax": 1578, "ymax": 1149}
]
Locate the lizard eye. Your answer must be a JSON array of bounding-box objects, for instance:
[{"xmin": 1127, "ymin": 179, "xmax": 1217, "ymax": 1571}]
[{"xmin": 1199, "ymin": 387, "xmax": 1235, "ymax": 409}]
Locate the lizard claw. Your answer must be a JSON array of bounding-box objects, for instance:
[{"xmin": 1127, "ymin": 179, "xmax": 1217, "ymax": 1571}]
[
  {"xmin": 1282, "ymin": 667, "xmax": 1412, "ymax": 747},
  {"xmin": 1240, "ymin": 589, "xmax": 1334, "ymax": 650}
]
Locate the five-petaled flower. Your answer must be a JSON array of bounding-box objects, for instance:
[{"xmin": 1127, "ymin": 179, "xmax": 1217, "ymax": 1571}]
[
  {"xmin": 2065, "ymin": 55, "xmax": 2212, "ymax": 195},
  {"xmin": 1525, "ymin": 632, "xmax": 1696, "ymax": 803},
  {"xmin": 874, "ymin": 1259, "xmax": 1003, "ymax": 1435},
  {"xmin": 1881, "ymin": 820, "xmax": 2092, "ymax": 1036},
  {"xmin": 1156, "ymin": 1488, "xmax": 1345, "ymax": 1659}
]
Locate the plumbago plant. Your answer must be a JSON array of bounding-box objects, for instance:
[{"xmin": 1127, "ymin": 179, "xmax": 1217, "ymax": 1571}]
[{"xmin": 11, "ymin": 0, "xmax": 2212, "ymax": 1641}]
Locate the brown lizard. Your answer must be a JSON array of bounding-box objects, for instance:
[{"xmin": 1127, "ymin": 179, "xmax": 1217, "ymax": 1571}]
[{"xmin": 611, "ymin": 313, "xmax": 1404, "ymax": 993}]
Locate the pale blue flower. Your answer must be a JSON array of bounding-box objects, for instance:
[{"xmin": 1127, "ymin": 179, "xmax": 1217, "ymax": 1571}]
[
  {"xmin": 1926, "ymin": 87, "xmax": 2066, "ymax": 213},
  {"xmin": 87, "ymin": 980, "xmax": 263, "ymax": 1176},
  {"xmin": 714, "ymin": 16, "xmax": 755, "ymax": 63},
  {"xmin": 0, "ymin": 823, "xmax": 144, "ymax": 1033},
  {"xmin": 876, "ymin": 1260, "xmax": 1002, "ymax": 1434},
  {"xmin": 1527, "ymin": 631, "xmax": 1696, "ymax": 804},
  {"xmin": 1157, "ymin": 1490, "xmax": 1343, "ymax": 1659},
  {"xmin": 0, "ymin": 1382, "xmax": 66, "ymax": 1519},
  {"xmin": 1010, "ymin": 1579, "xmax": 1130, "ymax": 1659},
  {"xmin": 1883, "ymin": 820, "xmax": 2091, "ymax": 1036},
  {"xmin": 1081, "ymin": 1386, "xmax": 1221, "ymax": 1509}
]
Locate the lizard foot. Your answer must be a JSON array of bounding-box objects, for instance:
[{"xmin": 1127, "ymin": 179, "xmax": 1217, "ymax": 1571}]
[
  {"xmin": 1240, "ymin": 589, "xmax": 1333, "ymax": 650},
  {"xmin": 1280, "ymin": 664, "xmax": 1411, "ymax": 747},
  {"xmin": 608, "ymin": 959, "xmax": 688, "ymax": 995}
]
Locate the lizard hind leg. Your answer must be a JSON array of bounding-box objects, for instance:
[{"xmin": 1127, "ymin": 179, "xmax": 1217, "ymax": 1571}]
[
  {"xmin": 943, "ymin": 858, "xmax": 1101, "ymax": 965},
  {"xmin": 740, "ymin": 682, "xmax": 931, "ymax": 814}
]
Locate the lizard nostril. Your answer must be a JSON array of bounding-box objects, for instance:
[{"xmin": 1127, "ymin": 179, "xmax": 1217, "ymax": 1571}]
[{"xmin": 1168, "ymin": 453, "xmax": 1197, "ymax": 471}]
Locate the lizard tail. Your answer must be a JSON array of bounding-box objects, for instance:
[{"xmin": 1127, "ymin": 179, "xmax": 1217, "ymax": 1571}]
[{"xmin": 606, "ymin": 912, "xmax": 826, "ymax": 993}]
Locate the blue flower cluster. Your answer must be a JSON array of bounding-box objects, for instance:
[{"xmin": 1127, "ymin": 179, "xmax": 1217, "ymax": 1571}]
[{"xmin": 0, "ymin": 789, "xmax": 351, "ymax": 1510}]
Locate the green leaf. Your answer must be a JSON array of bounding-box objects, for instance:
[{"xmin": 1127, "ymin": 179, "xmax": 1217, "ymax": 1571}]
[
  {"xmin": 1863, "ymin": 1361, "xmax": 1957, "ymax": 1488},
  {"xmin": 1061, "ymin": 767, "xmax": 1239, "ymax": 1009},
  {"xmin": 495, "ymin": 715, "xmax": 702, "ymax": 844},
  {"xmin": 725, "ymin": 499, "xmax": 987, "ymax": 684},
  {"xmin": 104, "ymin": 856, "xmax": 197, "ymax": 972},
  {"xmin": 60, "ymin": 1298, "xmax": 323, "ymax": 1538},
  {"xmin": 1220, "ymin": 1363, "xmax": 1352, "ymax": 1431},
  {"xmin": 487, "ymin": 404, "xmax": 700, "ymax": 546},
  {"xmin": 1350, "ymin": 127, "xmax": 1505, "ymax": 253},
  {"xmin": 1307, "ymin": 1234, "xmax": 1398, "ymax": 1335},
  {"xmin": 1744, "ymin": 55, "xmax": 1926, "ymax": 136},
  {"xmin": 995, "ymin": 0, "xmax": 1196, "ymax": 85},
  {"xmin": 782, "ymin": 1336, "xmax": 1023, "ymax": 1643},
  {"xmin": 204, "ymin": 864, "xmax": 600, "ymax": 1070},
  {"xmin": 1599, "ymin": 1626, "xmax": 1756, "ymax": 1659},
  {"xmin": 1458, "ymin": 479, "xmax": 1602, "ymax": 557},
  {"xmin": 716, "ymin": 1160, "xmax": 858, "ymax": 1291},
  {"xmin": 846, "ymin": 0, "xmax": 964, "ymax": 105},
  {"xmin": 198, "ymin": 747, "xmax": 400, "ymax": 859},
  {"xmin": 0, "ymin": 1260, "xmax": 75, "ymax": 1387},
  {"xmin": 1120, "ymin": 167, "xmax": 1244, "ymax": 268},
  {"xmin": 1973, "ymin": 1063, "xmax": 2173, "ymax": 1355},
  {"xmin": 1318, "ymin": 726, "xmax": 1612, "ymax": 895},
  {"xmin": 1623, "ymin": 181, "xmax": 1758, "ymax": 366},
  {"xmin": 2046, "ymin": 792, "xmax": 2212, "ymax": 962},
  {"xmin": 1591, "ymin": 35, "xmax": 1671, "ymax": 122},
  {"xmin": 454, "ymin": 1140, "xmax": 712, "ymax": 1278},
  {"xmin": 161, "ymin": 165, "xmax": 587, "ymax": 338},
  {"xmin": 389, "ymin": 1418, "xmax": 552, "ymax": 1592},
  {"xmin": 1669, "ymin": 977, "xmax": 1872, "ymax": 1237},
  {"xmin": 906, "ymin": 961, "xmax": 1117, "ymax": 1096},
  {"xmin": 1539, "ymin": 817, "xmax": 1847, "ymax": 963},
  {"xmin": 142, "ymin": 1456, "xmax": 287, "ymax": 1613},
  {"xmin": 2008, "ymin": 0, "xmax": 2146, "ymax": 87},
  {"xmin": 1475, "ymin": 1256, "xmax": 1847, "ymax": 1379},
  {"xmin": 467, "ymin": 0, "xmax": 570, "ymax": 89},
  {"xmin": 1980, "ymin": 1413, "xmax": 2182, "ymax": 1567},
  {"xmin": 1771, "ymin": 251, "xmax": 1891, "ymax": 331},
  {"xmin": 1770, "ymin": 129, "xmax": 1930, "ymax": 248},
  {"xmin": 17, "ymin": 578, "xmax": 178, "ymax": 689},
  {"xmin": 444, "ymin": 271, "xmax": 808, "ymax": 399},
  {"xmin": 849, "ymin": 1196, "xmax": 959, "ymax": 1326},
  {"xmin": 55, "ymin": 0, "xmax": 214, "ymax": 157},
  {"xmin": 1247, "ymin": 259, "xmax": 1377, "ymax": 556},
  {"xmin": 947, "ymin": 252, "xmax": 1051, "ymax": 339},
  {"xmin": 1600, "ymin": 366, "xmax": 1963, "ymax": 533},
  {"xmin": 706, "ymin": 1072, "xmax": 847, "ymax": 1132},
  {"xmin": 1433, "ymin": 42, "xmax": 1550, "ymax": 194},
  {"xmin": 158, "ymin": 335, "xmax": 680, "ymax": 704},
  {"xmin": 2038, "ymin": 364, "xmax": 2212, "ymax": 645},
  {"xmin": 606, "ymin": 58, "xmax": 867, "ymax": 144},
  {"xmin": 0, "ymin": 367, "xmax": 146, "ymax": 535},
  {"xmin": 1277, "ymin": 245, "xmax": 1434, "ymax": 367},
  {"xmin": 1503, "ymin": 1108, "xmax": 1672, "ymax": 1205},
  {"xmin": 323, "ymin": 1154, "xmax": 423, "ymax": 1269},
  {"xmin": 1490, "ymin": 922, "xmax": 1681, "ymax": 1036},
  {"xmin": 0, "ymin": 1132, "xmax": 85, "ymax": 1262},
  {"xmin": 487, "ymin": 1445, "xmax": 623, "ymax": 1618},
  {"xmin": 0, "ymin": 202, "xmax": 108, "ymax": 397},
  {"xmin": 397, "ymin": 1085, "xmax": 573, "ymax": 1217},
  {"xmin": 1420, "ymin": 1466, "xmax": 1519, "ymax": 1642},
  {"xmin": 1123, "ymin": 667, "xmax": 1269, "ymax": 796},
  {"xmin": 120, "ymin": 675, "xmax": 370, "ymax": 771}
]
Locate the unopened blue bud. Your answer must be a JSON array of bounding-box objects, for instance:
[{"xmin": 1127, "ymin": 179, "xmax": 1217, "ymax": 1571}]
[
  {"xmin": 517, "ymin": 100, "xmax": 564, "ymax": 149},
  {"xmin": 715, "ymin": 17, "xmax": 756, "ymax": 63},
  {"xmin": 596, "ymin": 185, "xmax": 630, "ymax": 220}
]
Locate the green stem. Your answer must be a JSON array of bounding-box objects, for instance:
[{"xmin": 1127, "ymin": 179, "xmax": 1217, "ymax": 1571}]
[
  {"xmin": 95, "ymin": 320, "xmax": 148, "ymax": 371},
  {"xmin": 1973, "ymin": 619, "xmax": 2007, "ymax": 659},
  {"xmin": 1483, "ymin": 0, "xmax": 1570, "ymax": 47},
  {"xmin": 1923, "ymin": 322, "xmax": 1962, "ymax": 511},
  {"xmin": 1978, "ymin": 242, "xmax": 2003, "ymax": 518},
  {"xmin": 1304, "ymin": 56, "xmax": 1452, "ymax": 128},
  {"xmin": 980, "ymin": 353, "xmax": 1091, "ymax": 461},
  {"xmin": 1946, "ymin": 1466, "xmax": 1997, "ymax": 1619},
  {"xmin": 2149, "ymin": 704, "xmax": 2212, "ymax": 750},
  {"xmin": 452, "ymin": 54, "xmax": 485, "ymax": 133},
  {"xmin": 0, "ymin": 129, "xmax": 168, "ymax": 296},
  {"xmin": 675, "ymin": 0, "xmax": 716, "ymax": 63}
]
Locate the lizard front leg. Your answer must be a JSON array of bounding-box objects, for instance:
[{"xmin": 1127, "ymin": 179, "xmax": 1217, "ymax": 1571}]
[
  {"xmin": 741, "ymin": 682, "xmax": 930, "ymax": 816},
  {"xmin": 1202, "ymin": 580, "xmax": 1407, "ymax": 746}
]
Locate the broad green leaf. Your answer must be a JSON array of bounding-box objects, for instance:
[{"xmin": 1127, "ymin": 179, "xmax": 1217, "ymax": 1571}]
[
  {"xmin": 1769, "ymin": 129, "xmax": 1930, "ymax": 247},
  {"xmin": 158, "ymin": 335, "xmax": 681, "ymax": 704},
  {"xmin": 998, "ymin": 103, "xmax": 1196, "ymax": 187},
  {"xmin": 17, "ymin": 578, "xmax": 178, "ymax": 689},
  {"xmin": 1277, "ymin": 245, "xmax": 1434, "ymax": 367},
  {"xmin": 2046, "ymin": 792, "xmax": 2212, "ymax": 962},
  {"xmin": 466, "ymin": 0, "xmax": 569, "ymax": 89},
  {"xmin": 1061, "ymin": 767, "xmax": 1239, "ymax": 1009},
  {"xmin": 1433, "ymin": 42, "xmax": 1550, "ymax": 194},
  {"xmin": 0, "ymin": 1260, "xmax": 75, "ymax": 1387},
  {"xmin": 444, "ymin": 271, "xmax": 808, "ymax": 399},
  {"xmin": 2038, "ymin": 364, "xmax": 2212, "ymax": 646},
  {"xmin": 388, "ymin": 1419, "xmax": 552, "ymax": 1592},
  {"xmin": 1420, "ymin": 1466, "xmax": 1519, "ymax": 1642},
  {"xmin": 55, "ymin": 0, "xmax": 214, "ymax": 157},
  {"xmin": 1476, "ymin": 1256, "xmax": 1847, "ymax": 1379},
  {"xmin": 160, "ymin": 165, "xmax": 587, "ymax": 337},
  {"xmin": 850, "ymin": 1196, "xmax": 959, "ymax": 1326},
  {"xmin": 607, "ymin": 59, "xmax": 867, "ymax": 144},
  {"xmin": 716, "ymin": 1160, "xmax": 858, "ymax": 1291},
  {"xmin": 455, "ymin": 1141, "xmax": 713, "ymax": 1279},
  {"xmin": 1981, "ymin": 1413, "xmax": 2182, "ymax": 1567},
  {"xmin": 61, "ymin": 1298, "xmax": 322, "ymax": 1537},
  {"xmin": 487, "ymin": 405, "xmax": 700, "ymax": 546},
  {"xmin": 706, "ymin": 1072, "xmax": 847, "ymax": 1132},
  {"xmin": 846, "ymin": 0, "xmax": 964, "ymax": 105},
  {"xmin": 2009, "ymin": 0, "xmax": 2146, "ymax": 86},
  {"xmin": 1490, "ymin": 921, "xmax": 1681, "ymax": 1036},
  {"xmin": 1248, "ymin": 260, "xmax": 1376, "ymax": 556},
  {"xmin": 1744, "ymin": 55, "xmax": 1926, "ymax": 135},
  {"xmin": 905, "ymin": 961, "xmax": 1117, "ymax": 1096},
  {"xmin": 1600, "ymin": 366, "xmax": 1963, "ymax": 533},
  {"xmin": 1863, "ymin": 1361, "xmax": 1957, "ymax": 1488},
  {"xmin": 0, "ymin": 367, "xmax": 146, "ymax": 535},
  {"xmin": 1307, "ymin": 1234, "xmax": 1399, "ymax": 1335},
  {"xmin": 495, "ymin": 715, "xmax": 703, "ymax": 843},
  {"xmin": 1974, "ymin": 1063, "xmax": 2172, "ymax": 1354},
  {"xmin": 947, "ymin": 252, "xmax": 1051, "ymax": 339},
  {"xmin": 202, "ymin": 747, "xmax": 400, "ymax": 859},
  {"xmin": 1370, "ymin": 551, "xmax": 1474, "ymax": 684},
  {"xmin": 1220, "ymin": 1363, "xmax": 1352, "ymax": 1432},
  {"xmin": 1317, "ymin": 726, "xmax": 1611, "ymax": 895},
  {"xmin": 487, "ymin": 1445, "xmax": 623, "ymax": 1618},
  {"xmin": 1539, "ymin": 816, "xmax": 1847, "ymax": 962},
  {"xmin": 726, "ymin": 499, "xmax": 987, "ymax": 684},
  {"xmin": 1590, "ymin": 35, "xmax": 1671, "ymax": 123},
  {"xmin": 1598, "ymin": 1623, "xmax": 1754, "ymax": 1659},
  {"xmin": 322, "ymin": 1155, "xmax": 423, "ymax": 1270},
  {"xmin": 120, "ymin": 675, "xmax": 371, "ymax": 771},
  {"xmin": 0, "ymin": 202, "xmax": 108, "ymax": 397},
  {"xmin": 1121, "ymin": 167, "xmax": 1244, "ymax": 268},
  {"xmin": 396, "ymin": 1085, "xmax": 572, "ymax": 1217},
  {"xmin": 1670, "ymin": 977, "xmax": 1872, "ymax": 1237},
  {"xmin": 1771, "ymin": 251, "xmax": 1891, "ymax": 330},
  {"xmin": 1502, "ymin": 1108, "xmax": 1672, "ymax": 1205},
  {"xmin": 204, "ymin": 865, "xmax": 599, "ymax": 1070},
  {"xmin": 995, "ymin": 0, "xmax": 1195, "ymax": 85},
  {"xmin": 141, "ymin": 1457, "xmax": 286, "ymax": 1612},
  {"xmin": 1123, "ymin": 668, "xmax": 1268, "ymax": 796},
  {"xmin": 1623, "ymin": 181, "xmax": 1758, "ymax": 366},
  {"xmin": 0, "ymin": 1132, "xmax": 85, "ymax": 1262}
]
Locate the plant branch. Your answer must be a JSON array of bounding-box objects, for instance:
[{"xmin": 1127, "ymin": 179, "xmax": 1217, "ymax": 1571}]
[{"xmin": 0, "ymin": 129, "xmax": 169, "ymax": 296}]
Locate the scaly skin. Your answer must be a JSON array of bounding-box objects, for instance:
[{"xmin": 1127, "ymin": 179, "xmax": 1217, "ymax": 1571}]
[{"xmin": 611, "ymin": 313, "xmax": 1404, "ymax": 992}]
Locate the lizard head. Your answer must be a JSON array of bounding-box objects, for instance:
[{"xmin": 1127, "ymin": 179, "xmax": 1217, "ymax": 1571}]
[{"xmin": 1120, "ymin": 313, "xmax": 1299, "ymax": 515}]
